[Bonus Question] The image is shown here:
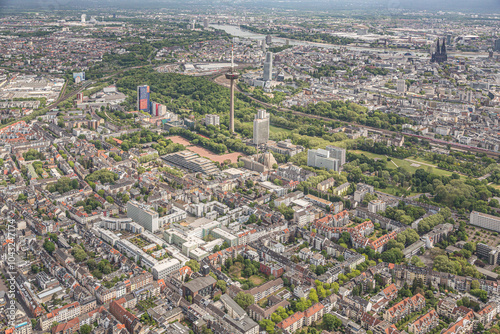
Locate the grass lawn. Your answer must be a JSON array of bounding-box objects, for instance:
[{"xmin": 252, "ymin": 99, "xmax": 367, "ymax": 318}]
[
  {"xmin": 249, "ymin": 275, "xmax": 266, "ymax": 285},
  {"xmin": 241, "ymin": 122, "xmax": 354, "ymax": 148},
  {"xmin": 228, "ymin": 263, "xmax": 244, "ymax": 279},
  {"xmin": 137, "ymin": 299, "xmax": 157, "ymax": 312},
  {"xmin": 376, "ymin": 184, "xmax": 420, "ymax": 197},
  {"xmin": 258, "ymin": 298, "xmax": 268, "ymax": 308},
  {"xmin": 242, "ymin": 122, "xmax": 293, "ymax": 135},
  {"xmin": 292, "ymin": 134, "xmax": 355, "ymax": 150},
  {"xmin": 405, "ymin": 156, "xmax": 438, "ymax": 166},
  {"xmin": 350, "ymin": 150, "xmax": 463, "ymax": 178},
  {"xmin": 270, "ymin": 125, "xmax": 292, "ymax": 135},
  {"xmin": 130, "ymin": 237, "xmax": 148, "ymax": 247}
]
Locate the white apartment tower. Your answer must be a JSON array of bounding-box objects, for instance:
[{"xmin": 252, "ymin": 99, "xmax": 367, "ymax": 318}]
[
  {"xmin": 253, "ymin": 109, "xmax": 270, "ymax": 145},
  {"xmin": 127, "ymin": 201, "xmax": 159, "ymax": 232},
  {"xmin": 205, "ymin": 114, "xmax": 220, "ymax": 126},
  {"xmin": 470, "ymin": 211, "xmax": 500, "ymax": 232}
]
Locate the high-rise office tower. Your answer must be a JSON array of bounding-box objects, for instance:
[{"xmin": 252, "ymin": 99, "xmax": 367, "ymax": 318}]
[
  {"xmin": 325, "ymin": 145, "xmax": 346, "ymax": 166},
  {"xmin": 397, "ymin": 79, "xmax": 406, "ymax": 93},
  {"xmin": 494, "ymin": 39, "xmax": 500, "ymax": 52},
  {"xmin": 203, "ymin": 18, "xmax": 209, "ymax": 29},
  {"xmin": 81, "ymin": 14, "xmax": 86, "ymax": 23},
  {"xmin": 225, "ymin": 47, "xmax": 238, "ymax": 134},
  {"xmin": 265, "ymin": 35, "xmax": 272, "ymax": 44},
  {"xmin": 151, "ymin": 102, "xmax": 166, "ymax": 116},
  {"xmin": 137, "ymin": 85, "xmax": 151, "ymax": 113},
  {"xmin": 253, "ymin": 109, "xmax": 269, "ymax": 145},
  {"xmin": 307, "ymin": 149, "xmax": 340, "ymax": 171},
  {"xmin": 263, "ymin": 52, "xmax": 273, "ymax": 81}
]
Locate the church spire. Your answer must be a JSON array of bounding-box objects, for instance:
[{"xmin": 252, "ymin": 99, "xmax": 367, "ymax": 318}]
[
  {"xmin": 441, "ymin": 39, "xmax": 446, "ymax": 54},
  {"xmin": 436, "ymin": 38, "xmax": 441, "ymax": 54}
]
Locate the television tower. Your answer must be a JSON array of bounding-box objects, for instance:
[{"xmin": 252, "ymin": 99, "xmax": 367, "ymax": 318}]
[{"xmin": 226, "ymin": 46, "xmax": 238, "ymax": 134}]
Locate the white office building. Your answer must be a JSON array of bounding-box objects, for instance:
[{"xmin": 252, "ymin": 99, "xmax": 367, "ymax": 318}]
[
  {"xmin": 127, "ymin": 201, "xmax": 159, "ymax": 232},
  {"xmin": 211, "ymin": 228, "xmax": 238, "ymax": 246},
  {"xmin": 397, "ymin": 79, "xmax": 406, "ymax": 93},
  {"xmin": 368, "ymin": 200, "xmax": 386, "ymax": 214},
  {"xmin": 152, "ymin": 258, "xmax": 181, "ymax": 280},
  {"xmin": 307, "ymin": 148, "xmax": 340, "ymax": 171},
  {"xmin": 307, "ymin": 145, "xmax": 346, "ymax": 172},
  {"xmin": 470, "ymin": 211, "xmax": 500, "ymax": 232},
  {"xmin": 325, "ymin": 145, "xmax": 346, "ymax": 166}
]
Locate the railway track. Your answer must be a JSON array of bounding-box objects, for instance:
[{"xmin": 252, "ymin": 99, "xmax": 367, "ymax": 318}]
[{"xmin": 211, "ymin": 73, "xmax": 500, "ymax": 158}]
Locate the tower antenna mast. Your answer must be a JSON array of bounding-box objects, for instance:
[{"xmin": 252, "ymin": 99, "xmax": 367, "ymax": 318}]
[
  {"xmin": 231, "ymin": 44, "xmax": 234, "ymax": 71},
  {"xmin": 226, "ymin": 44, "xmax": 239, "ymax": 134}
]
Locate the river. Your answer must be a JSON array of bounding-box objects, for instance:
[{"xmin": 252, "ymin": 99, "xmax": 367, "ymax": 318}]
[{"xmin": 210, "ymin": 24, "xmax": 487, "ymax": 58}]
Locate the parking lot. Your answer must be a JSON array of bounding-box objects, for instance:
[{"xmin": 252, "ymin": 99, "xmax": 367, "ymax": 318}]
[{"xmin": 465, "ymin": 225, "xmax": 500, "ymax": 247}]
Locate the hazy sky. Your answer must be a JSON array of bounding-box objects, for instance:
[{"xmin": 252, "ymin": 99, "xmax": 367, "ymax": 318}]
[{"xmin": 0, "ymin": 0, "xmax": 499, "ymax": 12}]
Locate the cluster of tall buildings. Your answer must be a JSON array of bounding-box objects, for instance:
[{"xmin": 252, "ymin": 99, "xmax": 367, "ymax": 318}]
[
  {"xmin": 137, "ymin": 85, "xmax": 167, "ymax": 116},
  {"xmin": 307, "ymin": 146, "xmax": 346, "ymax": 172}
]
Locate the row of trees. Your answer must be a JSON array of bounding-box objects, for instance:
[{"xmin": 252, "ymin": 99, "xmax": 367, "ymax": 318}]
[
  {"xmin": 169, "ymin": 127, "xmax": 228, "ymax": 154},
  {"xmin": 344, "ymin": 150, "xmax": 500, "ymax": 215},
  {"xmin": 433, "ymin": 253, "xmax": 482, "ymax": 278},
  {"xmin": 47, "ymin": 177, "xmax": 80, "ymax": 194},
  {"xmin": 75, "ymin": 196, "xmax": 103, "ymax": 214},
  {"xmin": 85, "ymin": 169, "xmax": 119, "ymax": 185},
  {"xmin": 291, "ymin": 100, "xmax": 411, "ymax": 131},
  {"xmin": 23, "ymin": 149, "xmax": 45, "ymax": 161},
  {"xmin": 381, "ymin": 202, "xmax": 426, "ymax": 225},
  {"xmin": 169, "ymin": 126, "xmax": 257, "ymax": 156}
]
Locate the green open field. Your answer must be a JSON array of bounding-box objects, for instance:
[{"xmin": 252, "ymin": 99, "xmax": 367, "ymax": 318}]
[
  {"xmin": 349, "ymin": 150, "xmax": 467, "ymax": 196},
  {"xmin": 228, "ymin": 262, "xmax": 244, "ymax": 279},
  {"xmin": 242, "ymin": 122, "xmax": 293, "ymax": 135},
  {"xmin": 304, "ymin": 136, "xmax": 356, "ymax": 150},
  {"xmin": 243, "ymin": 122, "xmax": 358, "ymax": 149},
  {"xmin": 350, "ymin": 150, "xmax": 463, "ymax": 178},
  {"xmin": 270, "ymin": 125, "xmax": 293, "ymax": 135},
  {"xmin": 249, "ymin": 275, "xmax": 266, "ymax": 285}
]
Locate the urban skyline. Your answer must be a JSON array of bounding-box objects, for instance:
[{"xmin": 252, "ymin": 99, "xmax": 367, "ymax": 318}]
[{"xmin": 0, "ymin": 3, "xmax": 499, "ymax": 334}]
